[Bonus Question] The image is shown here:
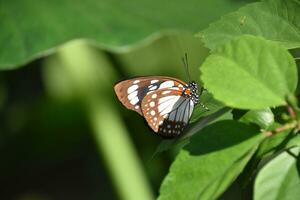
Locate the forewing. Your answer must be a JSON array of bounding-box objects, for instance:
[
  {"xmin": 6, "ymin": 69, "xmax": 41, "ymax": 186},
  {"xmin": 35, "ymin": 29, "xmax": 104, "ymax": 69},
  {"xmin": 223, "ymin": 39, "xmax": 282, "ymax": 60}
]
[
  {"xmin": 141, "ymin": 88, "xmax": 194, "ymax": 138},
  {"xmin": 114, "ymin": 76, "xmax": 187, "ymax": 115}
]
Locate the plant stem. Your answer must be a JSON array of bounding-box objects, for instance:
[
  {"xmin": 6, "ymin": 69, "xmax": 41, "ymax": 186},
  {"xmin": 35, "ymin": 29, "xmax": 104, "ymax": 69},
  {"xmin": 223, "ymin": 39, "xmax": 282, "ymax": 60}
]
[
  {"xmin": 287, "ymin": 105, "xmax": 296, "ymax": 119},
  {"xmin": 264, "ymin": 121, "xmax": 298, "ymax": 137},
  {"xmin": 48, "ymin": 41, "xmax": 154, "ymax": 200},
  {"xmin": 88, "ymin": 98, "xmax": 154, "ymax": 200}
]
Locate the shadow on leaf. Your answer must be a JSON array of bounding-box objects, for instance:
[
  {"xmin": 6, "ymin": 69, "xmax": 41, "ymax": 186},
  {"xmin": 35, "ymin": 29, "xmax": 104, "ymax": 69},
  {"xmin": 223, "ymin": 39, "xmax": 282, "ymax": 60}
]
[{"xmin": 185, "ymin": 120, "xmax": 260, "ymax": 155}]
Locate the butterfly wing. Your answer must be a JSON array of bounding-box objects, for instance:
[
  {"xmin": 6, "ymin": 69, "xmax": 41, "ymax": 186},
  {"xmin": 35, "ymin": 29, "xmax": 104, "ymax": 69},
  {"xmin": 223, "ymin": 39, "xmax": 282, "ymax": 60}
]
[
  {"xmin": 141, "ymin": 88, "xmax": 194, "ymax": 138},
  {"xmin": 114, "ymin": 76, "xmax": 187, "ymax": 115}
]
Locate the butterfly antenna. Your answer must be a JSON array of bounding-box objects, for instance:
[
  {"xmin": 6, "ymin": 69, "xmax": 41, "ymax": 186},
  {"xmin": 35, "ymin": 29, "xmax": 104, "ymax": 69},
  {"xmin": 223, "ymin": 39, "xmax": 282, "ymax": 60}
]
[{"xmin": 182, "ymin": 53, "xmax": 191, "ymax": 82}]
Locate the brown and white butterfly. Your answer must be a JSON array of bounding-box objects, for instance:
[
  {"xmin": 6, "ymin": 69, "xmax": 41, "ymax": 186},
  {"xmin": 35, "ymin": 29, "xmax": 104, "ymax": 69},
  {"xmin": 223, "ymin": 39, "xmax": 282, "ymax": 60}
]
[{"xmin": 114, "ymin": 76, "xmax": 200, "ymax": 138}]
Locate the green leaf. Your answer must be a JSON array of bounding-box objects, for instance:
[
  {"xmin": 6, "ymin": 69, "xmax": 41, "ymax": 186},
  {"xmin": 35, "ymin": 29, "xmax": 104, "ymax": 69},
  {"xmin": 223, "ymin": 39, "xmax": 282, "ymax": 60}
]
[
  {"xmin": 255, "ymin": 129, "xmax": 291, "ymax": 158},
  {"xmin": 200, "ymin": 35, "xmax": 298, "ymax": 109},
  {"xmin": 286, "ymin": 134, "xmax": 300, "ymax": 148},
  {"xmin": 158, "ymin": 120, "xmax": 264, "ymax": 200},
  {"xmin": 190, "ymin": 91, "xmax": 225, "ymax": 123},
  {"xmin": 239, "ymin": 108, "xmax": 274, "ymax": 129},
  {"xmin": 0, "ymin": 0, "xmax": 252, "ymax": 69},
  {"xmin": 154, "ymin": 107, "xmax": 231, "ymax": 154},
  {"xmin": 254, "ymin": 147, "xmax": 300, "ymax": 200},
  {"xmin": 200, "ymin": 0, "xmax": 300, "ymax": 50}
]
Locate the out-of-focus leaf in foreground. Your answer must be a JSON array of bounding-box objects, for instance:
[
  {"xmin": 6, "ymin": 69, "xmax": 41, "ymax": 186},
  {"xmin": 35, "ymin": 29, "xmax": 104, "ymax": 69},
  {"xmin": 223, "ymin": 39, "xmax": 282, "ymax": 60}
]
[{"xmin": 0, "ymin": 0, "xmax": 252, "ymax": 69}]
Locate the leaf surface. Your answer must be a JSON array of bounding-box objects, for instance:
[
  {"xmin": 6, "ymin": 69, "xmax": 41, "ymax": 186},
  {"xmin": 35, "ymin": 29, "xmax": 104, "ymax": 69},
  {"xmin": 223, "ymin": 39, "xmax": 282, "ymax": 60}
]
[
  {"xmin": 158, "ymin": 120, "xmax": 264, "ymax": 200},
  {"xmin": 200, "ymin": 35, "xmax": 297, "ymax": 109}
]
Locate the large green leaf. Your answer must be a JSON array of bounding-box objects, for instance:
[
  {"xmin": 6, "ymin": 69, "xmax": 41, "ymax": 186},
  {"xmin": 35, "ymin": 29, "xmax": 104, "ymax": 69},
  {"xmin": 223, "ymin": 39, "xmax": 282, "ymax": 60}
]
[
  {"xmin": 200, "ymin": 0, "xmax": 300, "ymax": 50},
  {"xmin": 254, "ymin": 147, "xmax": 300, "ymax": 200},
  {"xmin": 0, "ymin": 0, "xmax": 253, "ymax": 69},
  {"xmin": 200, "ymin": 35, "xmax": 297, "ymax": 109},
  {"xmin": 158, "ymin": 120, "xmax": 264, "ymax": 200}
]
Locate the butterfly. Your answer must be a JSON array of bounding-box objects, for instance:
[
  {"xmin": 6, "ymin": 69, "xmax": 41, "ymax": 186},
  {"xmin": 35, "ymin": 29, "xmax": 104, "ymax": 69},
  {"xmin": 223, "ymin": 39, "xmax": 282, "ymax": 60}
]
[{"xmin": 114, "ymin": 76, "xmax": 201, "ymax": 138}]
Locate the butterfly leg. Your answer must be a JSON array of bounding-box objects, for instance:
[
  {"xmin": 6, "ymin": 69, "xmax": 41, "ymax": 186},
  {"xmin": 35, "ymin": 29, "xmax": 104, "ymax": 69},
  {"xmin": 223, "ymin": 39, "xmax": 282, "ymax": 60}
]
[{"xmin": 200, "ymin": 102, "xmax": 209, "ymax": 111}]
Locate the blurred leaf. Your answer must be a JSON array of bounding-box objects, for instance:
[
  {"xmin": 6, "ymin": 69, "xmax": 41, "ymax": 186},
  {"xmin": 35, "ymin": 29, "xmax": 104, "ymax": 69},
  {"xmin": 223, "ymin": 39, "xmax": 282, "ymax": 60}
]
[
  {"xmin": 254, "ymin": 147, "xmax": 300, "ymax": 200},
  {"xmin": 200, "ymin": 35, "xmax": 297, "ymax": 109},
  {"xmin": 0, "ymin": 0, "xmax": 253, "ymax": 69},
  {"xmin": 115, "ymin": 33, "xmax": 209, "ymax": 78},
  {"xmin": 200, "ymin": 0, "xmax": 300, "ymax": 50},
  {"xmin": 0, "ymin": 79, "xmax": 5, "ymax": 110},
  {"xmin": 239, "ymin": 108, "xmax": 274, "ymax": 129},
  {"xmin": 158, "ymin": 120, "xmax": 264, "ymax": 200}
]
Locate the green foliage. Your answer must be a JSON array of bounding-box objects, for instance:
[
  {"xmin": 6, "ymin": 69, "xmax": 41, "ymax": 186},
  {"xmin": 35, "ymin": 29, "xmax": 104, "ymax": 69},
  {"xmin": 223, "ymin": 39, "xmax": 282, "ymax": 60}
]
[
  {"xmin": 255, "ymin": 128, "xmax": 291, "ymax": 158},
  {"xmin": 0, "ymin": 0, "xmax": 250, "ymax": 69},
  {"xmin": 200, "ymin": 35, "xmax": 297, "ymax": 109},
  {"xmin": 190, "ymin": 91, "xmax": 225, "ymax": 123},
  {"xmin": 239, "ymin": 108, "xmax": 274, "ymax": 129},
  {"xmin": 158, "ymin": 121, "xmax": 264, "ymax": 200},
  {"xmin": 200, "ymin": 0, "xmax": 300, "ymax": 50},
  {"xmin": 158, "ymin": 1, "xmax": 300, "ymax": 199},
  {"xmin": 1, "ymin": 0, "xmax": 300, "ymax": 199},
  {"xmin": 254, "ymin": 147, "xmax": 300, "ymax": 200}
]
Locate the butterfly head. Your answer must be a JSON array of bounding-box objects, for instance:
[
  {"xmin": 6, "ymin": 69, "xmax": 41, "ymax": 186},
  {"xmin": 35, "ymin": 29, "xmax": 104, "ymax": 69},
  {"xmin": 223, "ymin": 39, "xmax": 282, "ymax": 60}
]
[{"xmin": 186, "ymin": 81, "xmax": 199, "ymax": 105}]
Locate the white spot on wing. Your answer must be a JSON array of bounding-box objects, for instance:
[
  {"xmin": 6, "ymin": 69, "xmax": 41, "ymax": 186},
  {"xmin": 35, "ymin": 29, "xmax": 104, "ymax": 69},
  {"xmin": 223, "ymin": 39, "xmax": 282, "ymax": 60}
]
[
  {"xmin": 162, "ymin": 91, "xmax": 171, "ymax": 95},
  {"xmin": 127, "ymin": 85, "xmax": 138, "ymax": 94},
  {"xmin": 152, "ymin": 94, "xmax": 157, "ymax": 98},
  {"xmin": 158, "ymin": 96, "xmax": 180, "ymax": 115},
  {"xmin": 135, "ymin": 105, "xmax": 139, "ymax": 109},
  {"xmin": 189, "ymin": 100, "xmax": 194, "ymax": 118},
  {"xmin": 151, "ymin": 80, "xmax": 159, "ymax": 84},
  {"xmin": 150, "ymin": 101, "xmax": 155, "ymax": 107},
  {"xmin": 159, "ymin": 81, "xmax": 174, "ymax": 89},
  {"xmin": 133, "ymin": 80, "xmax": 140, "ymax": 84},
  {"xmin": 130, "ymin": 96, "xmax": 139, "ymax": 105},
  {"xmin": 158, "ymin": 96, "xmax": 178, "ymax": 104},
  {"xmin": 158, "ymin": 100, "xmax": 172, "ymax": 113},
  {"xmin": 128, "ymin": 91, "xmax": 138, "ymax": 100},
  {"xmin": 150, "ymin": 110, "xmax": 156, "ymax": 116},
  {"xmin": 149, "ymin": 85, "xmax": 158, "ymax": 91}
]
